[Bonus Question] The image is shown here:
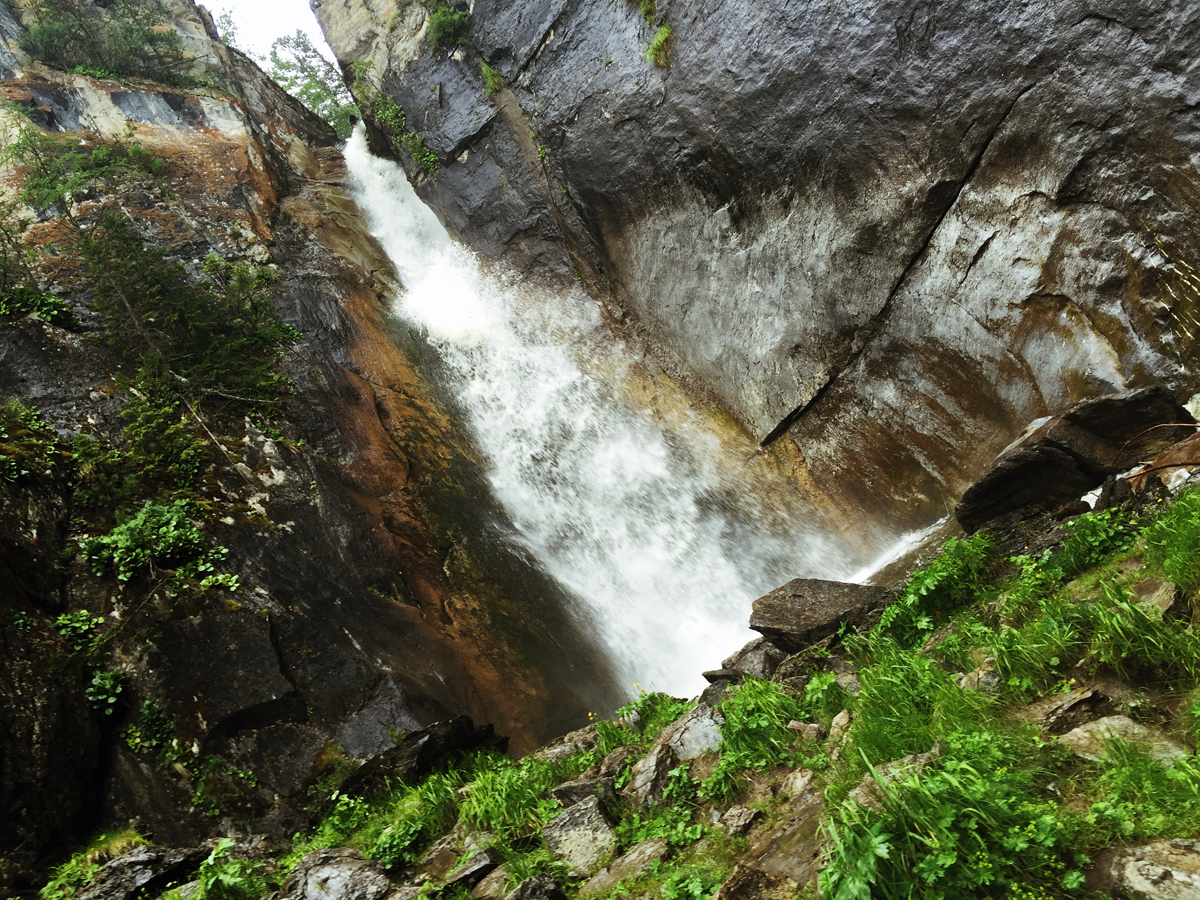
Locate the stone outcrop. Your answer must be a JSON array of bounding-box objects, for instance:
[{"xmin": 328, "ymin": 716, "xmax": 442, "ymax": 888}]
[
  {"xmin": 539, "ymin": 796, "xmax": 616, "ymax": 876},
  {"xmin": 315, "ymin": 0, "xmax": 1200, "ymax": 543},
  {"xmin": 278, "ymin": 848, "xmax": 391, "ymax": 900},
  {"xmin": 1087, "ymin": 841, "xmax": 1200, "ymax": 900},
  {"xmin": 749, "ymin": 579, "xmax": 894, "ymax": 652},
  {"xmin": 955, "ymin": 387, "xmax": 1195, "ymax": 533}
]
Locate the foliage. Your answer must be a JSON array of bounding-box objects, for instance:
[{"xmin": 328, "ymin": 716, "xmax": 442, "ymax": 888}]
[
  {"xmin": 371, "ymin": 768, "xmax": 468, "ymax": 868},
  {"xmin": 55, "ymin": 610, "xmax": 105, "ymax": 653},
  {"xmin": 618, "ymin": 686, "xmax": 692, "ymax": 743},
  {"xmin": 85, "ymin": 669, "xmax": 126, "ymax": 714},
  {"xmin": 0, "ymin": 397, "xmax": 67, "ymax": 482},
  {"xmin": 481, "ymin": 62, "xmax": 504, "ymax": 96},
  {"xmin": 703, "ymin": 677, "xmax": 806, "ymax": 802},
  {"xmin": 214, "ymin": 11, "xmax": 240, "ymax": 49},
  {"xmin": 877, "ymin": 533, "xmax": 995, "ymax": 646},
  {"xmin": 192, "ymin": 838, "xmax": 268, "ymax": 900},
  {"xmin": 21, "ymin": 0, "xmax": 190, "ymax": 84},
  {"xmin": 425, "ymin": 0, "xmax": 471, "ymax": 52},
  {"xmin": 40, "ymin": 830, "xmax": 147, "ymax": 900},
  {"xmin": 402, "ymin": 131, "xmax": 439, "ymax": 174},
  {"xmin": 457, "ymin": 749, "xmax": 591, "ymax": 839},
  {"xmin": 822, "ymin": 731, "xmax": 1083, "ymax": 900},
  {"xmin": 1084, "ymin": 739, "xmax": 1200, "ymax": 843},
  {"xmin": 78, "ymin": 218, "xmax": 299, "ymax": 413},
  {"xmin": 122, "ymin": 701, "xmax": 176, "ymax": 755},
  {"xmin": 646, "ymin": 24, "xmax": 673, "ymax": 66},
  {"xmin": 639, "ymin": 0, "xmax": 657, "ymax": 24},
  {"xmin": 1145, "ymin": 487, "xmax": 1200, "ymax": 591},
  {"xmin": 617, "ymin": 765, "xmax": 704, "ymax": 847},
  {"xmin": 1050, "ymin": 507, "xmax": 1138, "ymax": 580},
  {"xmin": 266, "ymin": 30, "xmax": 359, "ymax": 138},
  {"xmin": 0, "ymin": 286, "xmax": 72, "ymax": 325},
  {"xmin": 82, "ymin": 498, "xmax": 205, "ymax": 581}
]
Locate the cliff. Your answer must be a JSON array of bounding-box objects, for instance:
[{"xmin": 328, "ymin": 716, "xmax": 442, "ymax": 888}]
[{"xmin": 318, "ymin": 0, "xmax": 1200, "ymax": 543}]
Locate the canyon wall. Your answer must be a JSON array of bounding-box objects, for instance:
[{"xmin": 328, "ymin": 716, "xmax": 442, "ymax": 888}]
[{"xmin": 316, "ymin": 0, "xmax": 1200, "ymax": 541}]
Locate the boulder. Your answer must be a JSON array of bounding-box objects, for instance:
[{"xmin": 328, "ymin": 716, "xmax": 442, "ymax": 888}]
[
  {"xmin": 1021, "ymin": 687, "xmax": 1118, "ymax": 735},
  {"xmin": 959, "ymin": 660, "xmax": 1002, "ymax": 694},
  {"xmin": 702, "ymin": 669, "xmax": 744, "ymax": 684},
  {"xmin": 598, "ymin": 745, "xmax": 643, "ymax": 779},
  {"xmin": 779, "ymin": 769, "xmax": 815, "ymax": 799},
  {"xmin": 1087, "ymin": 840, "xmax": 1200, "ymax": 900},
  {"xmin": 719, "ymin": 806, "xmax": 761, "ymax": 837},
  {"xmin": 713, "ymin": 865, "xmax": 799, "ymax": 900},
  {"xmin": 77, "ymin": 846, "xmax": 209, "ymax": 900},
  {"xmin": 750, "ymin": 580, "xmax": 894, "ymax": 652},
  {"xmin": 1059, "ymin": 716, "xmax": 1191, "ymax": 766},
  {"xmin": 579, "ymin": 839, "xmax": 669, "ymax": 896},
  {"xmin": 540, "ymin": 795, "xmax": 617, "ymax": 875},
  {"xmin": 658, "ymin": 705, "xmax": 724, "ymax": 761},
  {"xmin": 339, "ymin": 717, "xmax": 505, "ymax": 797},
  {"xmin": 472, "ymin": 866, "xmax": 510, "ymax": 899},
  {"xmin": 550, "ymin": 776, "xmax": 616, "ymax": 809},
  {"xmin": 621, "ymin": 743, "xmax": 678, "ymax": 808},
  {"xmin": 721, "ymin": 638, "xmax": 789, "ymax": 680},
  {"xmin": 504, "ymin": 876, "xmax": 568, "ymax": 900},
  {"xmin": 699, "ymin": 680, "xmax": 737, "ymax": 707},
  {"xmin": 748, "ymin": 787, "xmax": 825, "ymax": 887},
  {"xmin": 828, "ymin": 710, "xmax": 853, "ymax": 746},
  {"xmin": 445, "ymin": 848, "xmax": 502, "ymax": 889},
  {"xmin": 955, "ymin": 387, "xmax": 1194, "ymax": 534},
  {"xmin": 531, "ymin": 725, "xmax": 599, "ymax": 764},
  {"xmin": 278, "ymin": 848, "xmax": 391, "ymax": 900}
]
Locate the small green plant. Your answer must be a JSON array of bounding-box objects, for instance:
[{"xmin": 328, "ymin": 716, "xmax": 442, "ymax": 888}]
[
  {"xmin": 122, "ymin": 701, "xmax": 176, "ymax": 755},
  {"xmin": 1145, "ymin": 487, "xmax": 1200, "ymax": 591},
  {"xmin": 85, "ymin": 669, "xmax": 126, "ymax": 714},
  {"xmin": 457, "ymin": 750, "xmax": 588, "ymax": 839},
  {"xmin": 617, "ymin": 765, "xmax": 704, "ymax": 847},
  {"xmin": 376, "ymin": 94, "xmax": 407, "ymax": 131},
  {"xmin": 40, "ymin": 830, "xmax": 147, "ymax": 900},
  {"xmin": 82, "ymin": 498, "xmax": 206, "ymax": 581},
  {"xmin": 425, "ymin": 0, "xmax": 471, "ymax": 52},
  {"xmin": 646, "ymin": 24, "xmax": 673, "ymax": 66},
  {"xmin": 481, "ymin": 62, "xmax": 504, "ymax": 96},
  {"xmin": 1051, "ymin": 507, "xmax": 1138, "ymax": 580},
  {"xmin": 703, "ymin": 677, "xmax": 806, "ymax": 802},
  {"xmin": 192, "ymin": 838, "xmax": 267, "ymax": 900},
  {"xmin": 11, "ymin": 609, "xmax": 32, "ymax": 629},
  {"xmin": 0, "ymin": 397, "xmax": 68, "ymax": 482},
  {"xmin": 639, "ymin": 0, "xmax": 657, "ymax": 23},
  {"xmin": 403, "ymin": 131, "xmax": 439, "ymax": 174},
  {"xmin": 55, "ymin": 611, "xmax": 105, "ymax": 652},
  {"xmin": 0, "ymin": 286, "xmax": 72, "ymax": 325}
]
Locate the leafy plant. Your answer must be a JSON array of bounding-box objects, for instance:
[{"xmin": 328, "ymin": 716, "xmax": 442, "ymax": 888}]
[
  {"xmin": 85, "ymin": 669, "xmax": 126, "ymax": 714},
  {"xmin": 426, "ymin": 0, "xmax": 471, "ymax": 52},
  {"xmin": 617, "ymin": 765, "xmax": 703, "ymax": 847},
  {"xmin": 0, "ymin": 397, "xmax": 68, "ymax": 482},
  {"xmin": 82, "ymin": 498, "xmax": 205, "ymax": 581},
  {"xmin": 40, "ymin": 830, "xmax": 147, "ymax": 900},
  {"xmin": 192, "ymin": 838, "xmax": 267, "ymax": 900},
  {"xmin": 122, "ymin": 701, "xmax": 176, "ymax": 755},
  {"xmin": 21, "ymin": 0, "xmax": 190, "ymax": 85},
  {"xmin": 1145, "ymin": 487, "xmax": 1200, "ymax": 591},
  {"xmin": 1051, "ymin": 507, "xmax": 1138, "ymax": 579},
  {"xmin": 457, "ymin": 749, "xmax": 590, "ymax": 839},
  {"xmin": 266, "ymin": 30, "xmax": 358, "ymax": 138},
  {"xmin": 617, "ymin": 687, "xmax": 692, "ymax": 743},
  {"xmin": 0, "ymin": 286, "xmax": 73, "ymax": 325},
  {"xmin": 481, "ymin": 62, "xmax": 504, "ymax": 96},
  {"xmin": 55, "ymin": 610, "xmax": 105, "ymax": 652},
  {"xmin": 703, "ymin": 677, "xmax": 806, "ymax": 802},
  {"xmin": 646, "ymin": 24, "xmax": 673, "ymax": 66}
]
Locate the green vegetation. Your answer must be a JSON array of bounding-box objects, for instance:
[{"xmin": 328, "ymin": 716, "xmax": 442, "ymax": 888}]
[
  {"xmin": 703, "ymin": 677, "xmax": 806, "ymax": 802},
  {"xmin": 266, "ymin": 30, "xmax": 359, "ymax": 138},
  {"xmin": 1146, "ymin": 488, "xmax": 1200, "ymax": 591},
  {"xmin": 362, "ymin": 81, "xmax": 440, "ymax": 175},
  {"xmin": 40, "ymin": 830, "xmax": 147, "ymax": 900},
  {"xmin": 425, "ymin": 0, "xmax": 471, "ymax": 53},
  {"xmin": 82, "ymin": 498, "xmax": 205, "ymax": 581},
  {"xmin": 21, "ymin": 0, "xmax": 189, "ymax": 85},
  {"xmin": 85, "ymin": 669, "xmax": 126, "ymax": 714},
  {"xmin": 54, "ymin": 611, "xmax": 105, "ymax": 653},
  {"xmin": 646, "ymin": 24, "xmax": 673, "ymax": 66},
  {"xmin": 0, "ymin": 397, "xmax": 70, "ymax": 482},
  {"xmin": 481, "ymin": 62, "xmax": 505, "ymax": 96}
]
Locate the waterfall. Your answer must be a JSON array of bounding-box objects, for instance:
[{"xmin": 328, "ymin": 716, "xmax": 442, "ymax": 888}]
[{"xmin": 343, "ymin": 130, "xmax": 888, "ymax": 698}]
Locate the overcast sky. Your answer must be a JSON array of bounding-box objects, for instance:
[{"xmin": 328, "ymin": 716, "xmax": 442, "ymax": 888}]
[{"xmin": 202, "ymin": 0, "xmax": 333, "ymax": 62}]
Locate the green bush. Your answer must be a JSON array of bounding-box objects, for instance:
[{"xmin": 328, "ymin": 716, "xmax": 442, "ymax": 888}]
[
  {"xmin": 82, "ymin": 498, "xmax": 205, "ymax": 581},
  {"xmin": 0, "ymin": 397, "xmax": 66, "ymax": 482},
  {"xmin": 192, "ymin": 838, "xmax": 267, "ymax": 900},
  {"xmin": 0, "ymin": 286, "xmax": 72, "ymax": 325},
  {"xmin": 1051, "ymin": 507, "xmax": 1138, "ymax": 579},
  {"xmin": 426, "ymin": 1, "xmax": 470, "ymax": 52},
  {"xmin": 21, "ymin": 0, "xmax": 189, "ymax": 84},
  {"xmin": 703, "ymin": 677, "xmax": 805, "ymax": 802},
  {"xmin": 1085, "ymin": 740, "xmax": 1200, "ymax": 843},
  {"xmin": 55, "ymin": 610, "xmax": 105, "ymax": 653},
  {"xmin": 457, "ymin": 749, "xmax": 590, "ymax": 839},
  {"xmin": 1145, "ymin": 487, "xmax": 1200, "ymax": 591}
]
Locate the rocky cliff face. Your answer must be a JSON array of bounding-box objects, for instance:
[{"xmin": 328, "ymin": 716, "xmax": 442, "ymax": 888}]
[
  {"xmin": 0, "ymin": 2, "xmax": 621, "ymax": 889},
  {"xmin": 318, "ymin": 0, "xmax": 1200, "ymax": 542}
]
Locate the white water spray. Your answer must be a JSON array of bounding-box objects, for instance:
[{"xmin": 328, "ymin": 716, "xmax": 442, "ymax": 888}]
[{"xmin": 344, "ymin": 131, "xmax": 871, "ymax": 697}]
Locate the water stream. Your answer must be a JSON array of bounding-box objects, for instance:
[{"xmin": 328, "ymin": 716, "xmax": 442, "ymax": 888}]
[{"xmin": 344, "ymin": 131, "xmax": 911, "ymax": 698}]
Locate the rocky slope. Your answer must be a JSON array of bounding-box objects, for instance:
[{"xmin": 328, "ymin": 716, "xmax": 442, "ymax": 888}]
[
  {"xmin": 0, "ymin": 1, "xmax": 622, "ymax": 891},
  {"xmin": 318, "ymin": 0, "xmax": 1200, "ymax": 543}
]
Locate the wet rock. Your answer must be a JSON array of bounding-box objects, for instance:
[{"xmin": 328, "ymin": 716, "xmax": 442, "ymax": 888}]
[
  {"xmin": 540, "ymin": 795, "xmax": 617, "ymax": 875},
  {"xmin": 956, "ymin": 388, "xmax": 1194, "ymax": 534},
  {"xmin": 658, "ymin": 705, "xmax": 724, "ymax": 761},
  {"xmin": 504, "ymin": 875, "xmax": 568, "ymax": 900},
  {"xmin": 472, "ymin": 866, "xmax": 510, "ymax": 899},
  {"xmin": 721, "ymin": 638, "xmax": 789, "ymax": 680},
  {"xmin": 748, "ymin": 785, "xmax": 825, "ymax": 887},
  {"xmin": 77, "ymin": 846, "xmax": 209, "ymax": 900},
  {"xmin": 621, "ymin": 743, "xmax": 678, "ymax": 808},
  {"xmin": 340, "ymin": 717, "xmax": 505, "ymax": 797},
  {"xmin": 598, "ymin": 745, "xmax": 643, "ymax": 779},
  {"xmin": 551, "ymin": 776, "xmax": 616, "ymax": 809},
  {"xmin": 279, "ymin": 848, "xmax": 391, "ymax": 900},
  {"xmin": 1059, "ymin": 716, "xmax": 1191, "ymax": 766},
  {"xmin": 532, "ymin": 725, "xmax": 599, "ymax": 764},
  {"xmin": 699, "ymin": 680, "xmax": 737, "ymax": 707},
  {"xmin": 1087, "ymin": 841, "xmax": 1200, "ymax": 899},
  {"xmin": 720, "ymin": 806, "xmax": 761, "ymax": 837},
  {"xmin": 750, "ymin": 580, "xmax": 894, "ymax": 652},
  {"xmin": 579, "ymin": 839, "xmax": 669, "ymax": 896},
  {"xmin": 445, "ymin": 848, "xmax": 503, "ymax": 889},
  {"xmin": 418, "ymin": 833, "xmax": 463, "ymax": 881},
  {"xmin": 787, "ymin": 721, "xmax": 824, "ymax": 742},
  {"xmin": 713, "ymin": 865, "xmax": 799, "ymax": 900},
  {"xmin": 702, "ymin": 669, "xmax": 744, "ymax": 684}
]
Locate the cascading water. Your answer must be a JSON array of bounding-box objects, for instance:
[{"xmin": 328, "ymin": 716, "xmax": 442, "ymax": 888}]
[{"xmin": 344, "ymin": 130, "xmax": 901, "ymax": 698}]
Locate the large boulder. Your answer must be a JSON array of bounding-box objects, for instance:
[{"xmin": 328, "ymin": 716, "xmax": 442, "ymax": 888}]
[
  {"xmin": 955, "ymin": 387, "xmax": 1194, "ymax": 533},
  {"xmin": 540, "ymin": 795, "xmax": 617, "ymax": 875},
  {"xmin": 1087, "ymin": 841, "xmax": 1200, "ymax": 900},
  {"xmin": 76, "ymin": 846, "xmax": 208, "ymax": 900},
  {"xmin": 750, "ymin": 580, "xmax": 894, "ymax": 652}
]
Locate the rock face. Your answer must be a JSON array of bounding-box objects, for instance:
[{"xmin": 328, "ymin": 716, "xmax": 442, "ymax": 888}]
[
  {"xmin": 750, "ymin": 580, "xmax": 893, "ymax": 652},
  {"xmin": 955, "ymin": 387, "xmax": 1195, "ymax": 533},
  {"xmin": 315, "ymin": 0, "xmax": 1200, "ymax": 541},
  {"xmin": 279, "ymin": 848, "xmax": 391, "ymax": 900},
  {"xmin": 539, "ymin": 796, "xmax": 617, "ymax": 876}
]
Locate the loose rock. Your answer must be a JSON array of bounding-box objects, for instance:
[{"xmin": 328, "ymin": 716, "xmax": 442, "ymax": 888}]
[
  {"xmin": 621, "ymin": 743, "xmax": 678, "ymax": 808},
  {"xmin": 1087, "ymin": 840, "xmax": 1200, "ymax": 899},
  {"xmin": 504, "ymin": 876, "xmax": 568, "ymax": 900},
  {"xmin": 721, "ymin": 637, "xmax": 789, "ymax": 680},
  {"xmin": 713, "ymin": 864, "xmax": 799, "ymax": 900},
  {"xmin": 551, "ymin": 776, "xmax": 616, "ymax": 809},
  {"xmin": 278, "ymin": 848, "xmax": 391, "ymax": 900},
  {"xmin": 1059, "ymin": 716, "xmax": 1191, "ymax": 766},
  {"xmin": 750, "ymin": 580, "xmax": 894, "ymax": 652},
  {"xmin": 719, "ymin": 806, "xmax": 761, "ymax": 837},
  {"xmin": 540, "ymin": 795, "xmax": 617, "ymax": 876},
  {"xmin": 579, "ymin": 839, "xmax": 669, "ymax": 897},
  {"xmin": 658, "ymin": 705, "xmax": 724, "ymax": 761}
]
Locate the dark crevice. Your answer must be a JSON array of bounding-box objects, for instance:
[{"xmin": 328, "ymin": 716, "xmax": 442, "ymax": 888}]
[{"xmin": 757, "ymin": 80, "xmax": 1038, "ymax": 449}]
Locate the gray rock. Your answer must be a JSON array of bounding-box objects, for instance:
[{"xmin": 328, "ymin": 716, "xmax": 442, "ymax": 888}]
[
  {"xmin": 720, "ymin": 806, "xmax": 761, "ymax": 837},
  {"xmin": 956, "ymin": 388, "xmax": 1195, "ymax": 533},
  {"xmin": 750, "ymin": 580, "xmax": 894, "ymax": 652},
  {"xmin": 598, "ymin": 745, "xmax": 643, "ymax": 779},
  {"xmin": 1022, "ymin": 687, "xmax": 1118, "ymax": 735},
  {"xmin": 1087, "ymin": 841, "xmax": 1200, "ymax": 900},
  {"xmin": 1059, "ymin": 716, "xmax": 1191, "ymax": 766},
  {"xmin": 77, "ymin": 847, "xmax": 209, "ymax": 900},
  {"xmin": 828, "ymin": 710, "xmax": 852, "ymax": 746},
  {"xmin": 713, "ymin": 865, "xmax": 800, "ymax": 900},
  {"xmin": 659, "ymin": 705, "xmax": 724, "ymax": 761},
  {"xmin": 504, "ymin": 876, "xmax": 567, "ymax": 900},
  {"xmin": 471, "ymin": 866, "xmax": 510, "ymax": 899},
  {"xmin": 279, "ymin": 848, "xmax": 391, "ymax": 900},
  {"xmin": 721, "ymin": 638, "xmax": 789, "ymax": 680},
  {"xmin": 540, "ymin": 795, "xmax": 617, "ymax": 876},
  {"xmin": 847, "ymin": 746, "xmax": 942, "ymax": 810},
  {"xmin": 579, "ymin": 839, "xmax": 669, "ymax": 896},
  {"xmin": 779, "ymin": 769, "xmax": 815, "ymax": 799},
  {"xmin": 959, "ymin": 661, "xmax": 1002, "ymax": 694},
  {"xmin": 550, "ymin": 776, "xmax": 616, "ymax": 808},
  {"xmin": 532, "ymin": 725, "xmax": 599, "ymax": 764},
  {"xmin": 445, "ymin": 848, "xmax": 502, "ymax": 888},
  {"xmin": 702, "ymin": 669, "xmax": 744, "ymax": 684},
  {"xmin": 747, "ymin": 784, "xmax": 825, "ymax": 886},
  {"xmin": 621, "ymin": 743, "xmax": 678, "ymax": 808},
  {"xmin": 787, "ymin": 721, "xmax": 823, "ymax": 742},
  {"xmin": 699, "ymin": 680, "xmax": 737, "ymax": 707}
]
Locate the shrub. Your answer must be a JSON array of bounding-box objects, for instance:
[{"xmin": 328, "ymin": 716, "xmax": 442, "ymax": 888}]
[
  {"xmin": 1145, "ymin": 487, "xmax": 1200, "ymax": 591},
  {"xmin": 21, "ymin": 0, "xmax": 189, "ymax": 84},
  {"xmin": 55, "ymin": 610, "xmax": 105, "ymax": 653},
  {"xmin": 703, "ymin": 677, "xmax": 805, "ymax": 802},
  {"xmin": 0, "ymin": 397, "xmax": 66, "ymax": 482},
  {"xmin": 192, "ymin": 838, "xmax": 267, "ymax": 900},
  {"xmin": 0, "ymin": 286, "xmax": 72, "ymax": 325},
  {"xmin": 426, "ymin": 1, "xmax": 470, "ymax": 52},
  {"xmin": 457, "ymin": 749, "xmax": 590, "ymax": 839},
  {"xmin": 371, "ymin": 768, "xmax": 467, "ymax": 868},
  {"xmin": 82, "ymin": 498, "xmax": 205, "ymax": 581},
  {"xmin": 40, "ymin": 830, "xmax": 147, "ymax": 900},
  {"xmin": 646, "ymin": 24, "xmax": 673, "ymax": 66},
  {"xmin": 1050, "ymin": 507, "xmax": 1138, "ymax": 580},
  {"xmin": 1085, "ymin": 739, "xmax": 1200, "ymax": 844},
  {"xmin": 85, "ymin": 669, "xmax": 126, "ymax": 714},
  {"xmin": 481, "ymin": 62, "xmax": 504, "ymax": 96}
]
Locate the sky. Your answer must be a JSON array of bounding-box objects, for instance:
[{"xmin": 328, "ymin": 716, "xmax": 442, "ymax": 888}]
[{"xmin": 202, "ymin": 0, "xmax": 334, "ymax": 63}]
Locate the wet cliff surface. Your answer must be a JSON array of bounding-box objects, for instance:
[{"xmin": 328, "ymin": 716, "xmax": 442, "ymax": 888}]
[
  {"xmin": 0, "ymin": 1, "xmax": 621, "ymax": 889},
  {"xmin": 318, "ymin": 0, "xmax": 1200, "ymax": 543}
]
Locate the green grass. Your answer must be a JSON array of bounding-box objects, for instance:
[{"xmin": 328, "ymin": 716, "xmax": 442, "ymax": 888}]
[
  {"xmin": 1145, "ymin": 487, "xmax": 1200, "ymax": 591},
  {"xmin": 646, "ymin": 24, "xmax": 673, "ymax": 66},
  {"xmin": 40, "ymin": 830, "xmax": 147, "ymax": 900},
  {"xmin": 481, "ymin": 62, "xmax": 504, "ymax": 96},
  {"xmin": 702, "ymin": 677, "xmax": 806, "ymax": 802}
]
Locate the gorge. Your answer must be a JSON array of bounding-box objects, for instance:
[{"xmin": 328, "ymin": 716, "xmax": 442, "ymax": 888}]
[{"xmin": 1, "ymin": 0, "xmax": 1199, "ymax": 896}]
